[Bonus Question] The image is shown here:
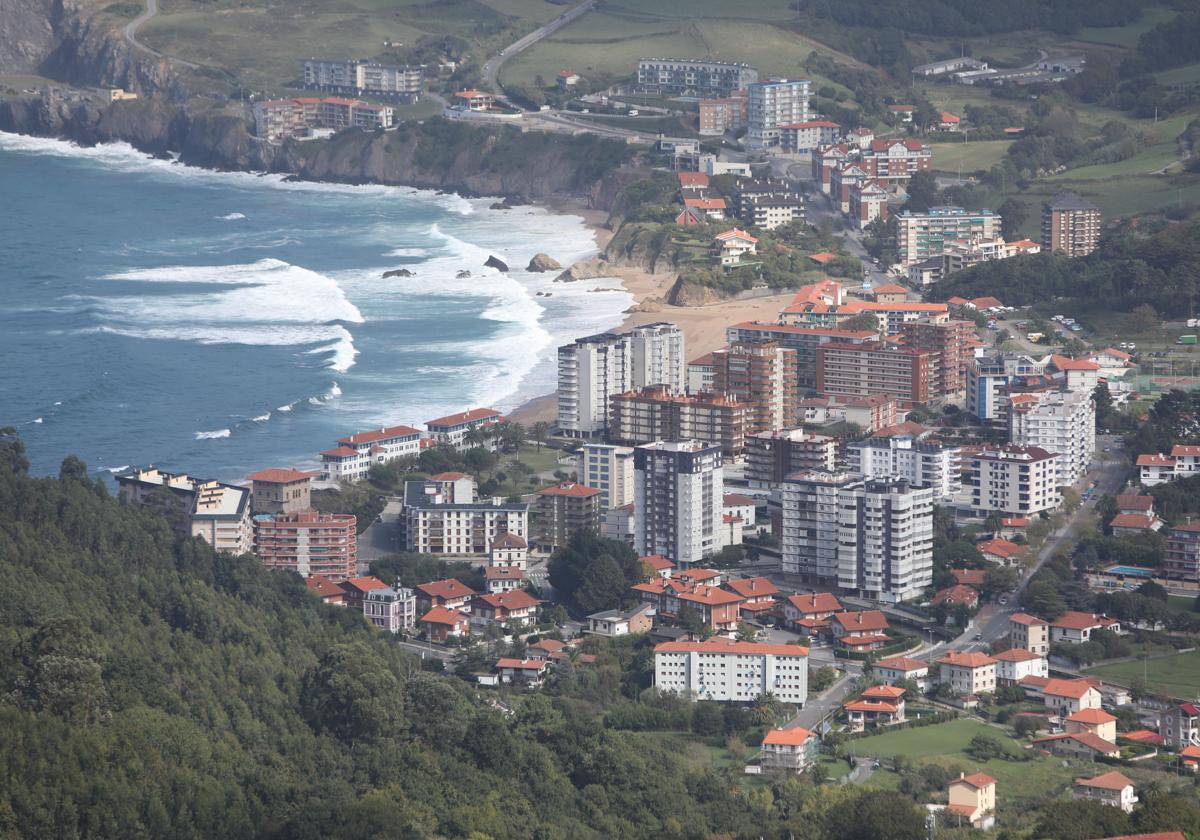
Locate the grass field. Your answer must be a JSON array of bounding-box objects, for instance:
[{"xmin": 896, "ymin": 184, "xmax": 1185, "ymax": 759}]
[
  {"xmin": 930, "ymin": 139, "xmax": 1013, "ymax": 175},
  {"xmin": 1085, "ymin": 649, "xmax": 1200, "ymax": 699},
  {"xmin": 850, "ymin": 719, "xmax": 1019, "ymax": 759},
  {"xmin": 1157, "ymin": 62, "xmax": 1200, "ymax": 88},
  {"xmin": 1074, "ymin": 6, "xmax": 1175, "ymax": 48}
]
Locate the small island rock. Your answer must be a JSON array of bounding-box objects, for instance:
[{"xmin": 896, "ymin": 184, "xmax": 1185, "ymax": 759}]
[
  {"xmin": 456, "ymin": 270, "xmax": 472, "ymax": 279},
  {"xmin": 484, "ymin": 255, "xmax": 509, "ymax": 272},
  {"xmin": 527, "ymin": 253, "xmax": 563, "ymax": 273},
  {"xmin": 382, "ymin": 268, "xmax": 414, "ymax": 279}
]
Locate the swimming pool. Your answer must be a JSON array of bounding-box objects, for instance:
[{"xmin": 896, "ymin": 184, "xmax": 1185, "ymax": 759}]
[{"xmin": 1104, "ymin": 565, "xmax": 1154, "ymax": 577}]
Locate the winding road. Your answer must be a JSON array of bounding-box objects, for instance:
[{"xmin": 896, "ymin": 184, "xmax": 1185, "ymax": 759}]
[
  {"xmin": 481, "ymin": 0, "xmax": 598, "ymax": 97},
  {"xmin": 122, "ymin": 0, "xmax": 201, "ymax": 69}
]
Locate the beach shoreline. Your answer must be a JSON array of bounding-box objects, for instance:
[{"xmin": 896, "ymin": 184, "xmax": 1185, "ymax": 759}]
[{"xmin": 507, "ymin": 197, "xmax": 797, "ymax": 426}]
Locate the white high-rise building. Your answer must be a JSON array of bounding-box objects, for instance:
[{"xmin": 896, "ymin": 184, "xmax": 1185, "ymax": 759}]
[
  {"xmin": 1008, "ymin": 390, "xmax": 1095, "ymax": 486},
  {"xmin": 654, "ymin": 637, "xmax": 808, "ymax": 705},
  {"xmin": 967, "ymin": 352, "xmax": 1044, "ymax": 421},
  {"xmin": 965, "ymin": 445, "xmax": 1061, "ymax": 516},
  {"xmin": 782, "ymin": 472, "xmax": 934, "ymax": 603},
  {"xmin": 846, "ymin": 435, "xmax": 962, "ymax": 501},
  {"xmin": 579, "ymin": 443, "xmax": 636, "ymax": 509},
  {"xmin": 747, "ymin": 79, "xmax": 810, "ymax": 149},
  {"xmin": 557, "ymin": 323, "xmax": 684, "ymax": 438},
  {"xmin": 634, "ymin": 440, "xmax": 722, "ymax": 567}
]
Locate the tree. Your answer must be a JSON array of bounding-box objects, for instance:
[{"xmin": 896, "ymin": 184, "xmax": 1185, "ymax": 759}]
[
  {"xmin": 841, "ymin": 312, "xmax": 881, "ymax": 333},
  {"xmin": 676, "ymin": 604, "xmax": 706, "ymax": 636},
  {"xmin": 299, "ymin": 642, "xmax": 404, "ymax": 744},
  {"xmin": 997, "ymin": 197, "xmax": 1028, "ymax": 240},
  {"xmin": 1032, "ymin": 799, "xmax": 1133, "ymax": 840},
  {"xmin": 1130, "ymin": 303, "xmax": 1159, "ymax": 332},
  {"xmin": 547, "ymin": 529, "xmax": 644, "ymax": 613},
  {"xmin": 692, "ymin": 701, "xmax": 724, "ymax": 735},
  {"xmin": 904, "ymin": 171, "xmax": 941, "ymax": 212},
  {"xmin": 735, "ymin": 622, "xmax": 759, "ymax": 642},
  {"xmin": 824, "ymin": 789, "xmax": 927, "ymax": 840},
  {"xmin": 530, "ymin": 420, "xmax": 550, "ymax": 451}
]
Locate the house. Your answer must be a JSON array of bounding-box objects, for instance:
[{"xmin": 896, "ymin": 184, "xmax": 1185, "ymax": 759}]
[
  {"xmin": 1033, "ymin": 731, "xmax": 1120, "ymax": 759},
  {"xmin": 675, "ymin": 585, "xmax": 744, "ymax": 633},
  {"xmin": 416, "ymin": 578, "xmax": 476, "ymax": 612},
  {"xmin": 945, "ymin": 772, "xmax": 997, "ymax": 830},
  {"xmin": 873, "ymin": 656, "xmax": 930, "ymax": 689},
  {"xmin": 933, "ymin": 584, "xmax": 979, "ymax": 609},
  {"xmin": 723, "ymin": 493, "xmax": 757, "ymax": 526},
  {"xmin": 556, "ymin": 69, "xmax": 580, "ymax": 88},
  {"xmin": 675, "ymin": 206, "xmax": 708, "ymax": 226},
  {"xmin": 951, "ymin": 568, "xmax": 987, "ymax": 588},
  {"xmin": 1042, "ymin": 678, "xmax": 1102, "ymax": 714},
  {"xmin": 759, "ymin": 727, "xmax": 819, "ymax": 773},
  {"xmin": 1065, "ymin": 707, "xmax": 1118, "ymax": 743},
  {"xmin": 1138, "ymin": 453, "xmax": 1178, "ymax": 486},
  {"xmin": 1110, "ymin": 512, "xmax": 1163, "ymax": 536},
  {"xmin": 939, "ymin": 651, "xmax": 997, "ymax": 696},
  {"xmin": 871, "ymin": 283, "xmax": 909, "ymax": 304},
  {"xmin": 1180, "ymin": 744, "xmax": 1200, "ymax": 772},
  {"xmin": 723, "ymin": 576, "xmax": 779, "ymax": 619},
  {"xmin": 844, "ymin": 684, "xmax": 906, "ymax": 731},
  {"xmin": 587, "ymin": 603, "xmax": 655, "ymax": 636},
  {"xmin": 306, "ymin": 574, "xmax": 347, "ymax": 605},
  {"xmin": 782, "ymin": 592, "xmax": 843, "ymax": 633},
  {"xmin": 489, "ymin": 532, "xmax": 529, "ymax": 570},
  {"xmin": 526, "ymin": 638, "xmax": 568, "ymax": 659},
  {"xmin": 1050, "ymin": 612, "xmax": 1120, "ymax": 644},
  {"xmin": 484, "ymin": 565, "xmax": 524, "ymax": 594},
  {"xmin": 495, "ymin": 658, "xmax": 550, "ymax": 686},
  {"xmin": 998, "ymin": 516, "xmax": 1030, "ymax": 539},
  {"xmin": 426, "ymin": 471, "xmax": 476, "ymax": 503},
  {"xmin": 1009, "ymin": 613, "xmax": 1050, "ymax": 655},
  {"xmin": 993, "ymin": 648, "xmax": 1048, "ymax": 685},
  {"xmin": 454, "ymin": 89, "xmax": 495, "ymax": 111},
  {"xmin": 642, "ymin": 554, "xmax": 675, "ymax": 578},
  {"xmin": 683, "ymin": 196, "xmax": 727, "ymax": 220},
  {"xmin": 471, "ymin": 589, "xmax": 540, "ymax": 629},
  {"xmin": 364, "ymin": 586, "xmax": 417, "ymax": 633},
  {"xmin": 420, "ymin": 605, "xmax": 471, "ymax": 642},
  {"xmin": 1158, "ymin": 702, "xmax": 1200, "ymax": 749},
  {"xmin": 340, "ymin": 575, "xmax": 390, "ymax": 610},
  {"xmin": 888, "ymin": 104, "xmax": 915, "ymax": 122},
  {"xmin": 831, "ymin": 610, "xmax": 890, "ymax": 651},
  {"xmin": 977, "ymin": 538, "xmax": 1025, "ymax": 566},
  {"xmin": 938, "ymin": 111, "xmax": 961, "ymax": 132},
  {"xmin": 425, "ymin": 407, "xmax": 503, "ymax": 449},
  {"xmin": 715, "ymin": 229, "xmax": 758, "ymax": 267},
  {"xmin": 1073, "ymin": 771, "xmax": 1138, "ymax": 812}
]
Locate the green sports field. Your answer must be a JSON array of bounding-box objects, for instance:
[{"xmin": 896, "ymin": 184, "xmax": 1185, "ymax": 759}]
[{"xmin": 1086, "ymin": 649, "xmax": 1200, "ymax": 699}]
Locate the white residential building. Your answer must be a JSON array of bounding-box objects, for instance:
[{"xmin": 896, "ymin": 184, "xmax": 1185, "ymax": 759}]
[
  {"xmin": 747, "ymin": 79, "xmax": 811, "ymax": 149},
  {"xmin": 1073, "ymin": 772, "xmax": 1138, "ymax": 813},
  {"xmin": 363, "ymin": 586, "xmax": 416, "ymax": 633},
  {"xmin": 425, "ymin": 408, "xmax": 503, "ymax": 450},
  {"xmin": 1136, "ymin": 444, "xmax": 1200, "ymax": 486},
  {"xmin": 993, "ymin": 648, "xmax": 1048, "ymax": 684},
  {"xmin": 781, "ymin": 472, "xmax": 934, "ymax": 602},
  {"xmin": 557, "ymin": 323, "xmax": 684, "ymax": 439},
  {"xmin": 938, "ymin": 651, "xmax": 997, "ymax": 695},
  {"xmin": 1008, "ymin": 390, "xmax": 1095, "ymax": 486},
  {"xmin": 964, "ymin": 445, "xmax": 1061, "ymax": 516},
  {"xmin": 579, "ymin": 443, "xmax": 636, "ymax": 510},
  {"xmin": 846, "ymin": 435, "xmax": 962, "ymax": 501},
  {"xmin": 654, "ymin": 637, "xmax": 808, "ymax": 705},
  {"xmin": 320, "ymin": 424, "xmax": 423, "ymax": 482},
  {"xmin": 967, "ymin": 353, "xmax": 1045, "ymax": 421},
  {"xmin": 634, "ymin": 441, "xmax": 722, "ymax": 567},
  {"xmin": 402, "ymin": 480, "xmax": 528, "ymax": 555},
  {"xmin": 116, "ymin": 468, "xmax": 253, "ymax": 556}
]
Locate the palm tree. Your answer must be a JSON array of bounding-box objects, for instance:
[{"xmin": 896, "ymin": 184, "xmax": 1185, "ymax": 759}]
[
  {"xmin": 530, "ymin": 421, "xmax": 550, "ymax": 452},
  {"xmin": 463, "ymin": 426, "xmax": 487, "ymax": 449}
]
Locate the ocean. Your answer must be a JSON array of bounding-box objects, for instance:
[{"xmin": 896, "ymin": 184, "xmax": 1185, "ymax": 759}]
[{"xmin": 0, "ymin": 132, "xmax": 630, "ymax": 479}]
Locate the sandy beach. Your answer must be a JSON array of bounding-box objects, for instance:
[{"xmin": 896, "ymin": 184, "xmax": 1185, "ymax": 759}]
[{"xmin": 508, "ymin": 199, "xmax": 797, "ymax": 426}]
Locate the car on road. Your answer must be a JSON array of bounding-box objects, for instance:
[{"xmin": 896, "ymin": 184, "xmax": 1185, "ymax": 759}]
[
  {"xmin": 974, "ymin": 632, "xmax": 983, "ymax": 641},
  {"xmin": 998, "ymin": 596, "xmax": 1008, "ymax": 606}
]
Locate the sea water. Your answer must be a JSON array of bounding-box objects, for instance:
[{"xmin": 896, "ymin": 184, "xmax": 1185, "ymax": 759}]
[{"xmin": 0, "ymin": 133, "xmax": 631, "ymax": 479}]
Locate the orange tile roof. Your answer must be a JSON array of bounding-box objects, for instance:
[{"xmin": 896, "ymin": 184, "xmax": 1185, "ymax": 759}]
[
  {"xmin": 1116, "ymin": 494, "xmax": 1154, "ymax": 511},
  {"xmin": 939, "ymin": 651, "xmax": 996, "ymax": 668},
  {"xmin": 862, "ymin": 684, "xmax": 906, "ymax": 700},
  {"xmin": 951, "ymin": 568, "xmax": 987, "ymax": 587},
  {"xmin": 496, "ymin": 657, "xmax": 547, "ymax": 670},
  {"xmin": 677, "ymin": 585, "xmax": 744, "ymax": 607},
  {"xmin": 723, "ymin": 577, "xmax": 779, "ymax": 599},
  {"xmin": 873, "ymin": 283, "xmax": 908, "ymax": 294},
  {"xmin": 1170, "ymin": 444, "xmax": 1200, "ymax": 457},
  {"xmin": 320, "ymin": 445, "xmax": 359, "ymax": 458},
  {"xmin": 420, "ymin": 605, "xmax": 469, "ymax": 625},
  {"xmin": 1137, "ymin": 453, "xmax": 1175, "ymax": 467},
  {"xmin": 476, "ymin": 589, "xmax": 539, "ymax": 610},
  {"xmin": 1066, "ymin": 708, "xmax": 1117, "ymax": 724},
  {"xmin": 641, "ymin": 554, "xmax": 674, "ymax": 571},
  {"xmin": 1010, "ymin": 612, "xmax": 1046, "ymax": 626},
  {"xmin": 952, "ymin": 772, "xmax": 996, "ymax": 789},
  {"xmin": 844, "ymin": 699, "xmax": 899, "ymax": 713},
  {"xmin": 763, "ymin": 727, "xmax": 814, "ymax": 745},
  {"xmin": 678, "ymin": 172, "xmax": 710, "ymax": 187},
  {"xmin": 492, "ymin": 532, "xmax": 527, "ymax": 549},
  {"xmin": 832, "ymin": 609, "xmax": 889, "ymax": 632},
  {"xmin": 338, "ymin": 424, "xmax": 421, "ymax": 445},
  {"xmin": 993, "ymin": 648, "xmax": 1041, "ymax": 662},
  {"xmin": 1033, "ymin": 731, "xmax": 1118, "ymax": 754},
  {"xmin": 417, "ymin": 578, "xmax": 476, "ymax": 600},
  {"xmin": 808, "ymin": 252, "xmax": 835, "ymax": 264},
  {"xmin": 429, "ymin": 471, "xmax": 472, "ymax": 481},
  {"xmin": 246, "ymin": 467, "xmax": 316, "ymax": 484},
  {"xmin": 977, "ymin": 538, "xmax": 1024, "ymax": 559},
  {"xmin": 484, "ymin": 566, "xmax": 524, "ymax": 580},
  {"xmin": 1043, "ymin": 678, "xmax": 1098, "ymax": 699},
  {"xmin": 306, "ymin": 575, "xmax": 344, "ymax": 598},
  {"xmin": 683, "ymin": 197, "xmax": 727, "ymax": 210},
  {"xmin": 1110, "ymin": 513, "xmax": 1156, "ymax": 530},
  {"xmin": 655, "ymin": 638, "xmax": 809, "ymax": 656},
  {"xmin": 341, "ymin": 576, "xmax": 388, "ymax": 594},
  {"xmin": 875, "ymin": 656, "xmax": 928, "ymax": 672},
  {"xmin": 1075, "ymin": 770, "xmax": 1135, "ymax": 791},
  {"xmin": 1049, "ymin": 353, "xmax": 1100, "ymax": 372},
  {"xmin": 426, "ymin": 407, "xmax": 501, "ymax": 428},
  {"xmin": 539, "ymin": 481, "xmax": 602, "ymax": 498},
  {"xmin": 1051, "ymin": 611, "xmax": 1116, "ymax": 631}
]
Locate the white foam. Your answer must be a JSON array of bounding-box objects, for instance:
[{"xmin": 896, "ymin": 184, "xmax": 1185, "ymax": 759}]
[
  {"xmin": 105, "ymin": 465, "xmax": 130, "ymax": 473},
  {"xmin": 250, "ymin": 413, "xmax": 271, "ymax": 423},
  {"xmin": 386, "ymin": 247, "xmax": 429, "ymax": 257},
  {"xmin": 195, "ymin": 428, "xmax": 231, "ymax": 439},
  {"xmin": 218, "ymin": 212, "xmax": 246, "ymax": 220},
  {"xmin": 277, "ymin": 404, "xmax": 294, "ymax": 412},
  {"xmin": 31, "ymin": 417, "xmax": 43, "ymax": 424},
  {"xmin": 329, "ymin": 382, "xmax": 342, "ymax": 397}
]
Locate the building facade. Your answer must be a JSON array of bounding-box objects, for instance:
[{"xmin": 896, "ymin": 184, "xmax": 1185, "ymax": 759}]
[
  {"xmin": 637, "ymin": 58, "xmax": 758, "ymax": 96},
  {"xmin": 711, "ymin": 341, "xmax": 798, "ymax": 434},
  {"xmin": 609, "ymin": 386, "xmax": 748, "ymax": 458},
  {"xmin": 402, "ymin": 480, "xmax": 528, "ymax": 555},
  {"xmin": 302, "ymin": 58, "xmax": 423, "ymax": 100},
  {"xmin": 1165, "ymin": 523, "xmax": 1200, "ymax": 582},
  {"xmin": 746, "ymin": 79, "xmax": 811, "ymax": 149},
  {"xmin": 745, "ymin": 429, "xmax": 838, "ymax": 488},
  {"xmin": 531, "ymin": 482, "xmax": 602, "ymax": 552},
  {"xmin": 726, "ymin": 321, "xmax": 876, "ymax": 391},
  {"xmin": 654, "ymin": 638, "xmax": 808, "ymax": 704},
  {"xmin": 814, "ymin": 341, "xmax": 937, "ymax": 407},
  {"xmin": 896, "ymin": 207, "xmax": 1001, "ymax": 266},
  {"xmin": 965, "ymin": 445, "xmax": 1061, "ymax": 516},
  {"xmin": 253, "ymin": 510, "xmax": 358, "ymax": 581},
  {"xmin": 116, "ymin": 467, "xmax": 253, "ymax": 555},
  {"xmin": 846, "ymin": 435, "xmax": 962, "ymax": 501},
  {"xmin": 320, "ymin": 423, "xmax": 422, "ymax": 482},
  {"xmin": 899, "ymin": 319, "xmax": 973, "ymax": 397},
  {"xmin": 364, "ymin": 586, "xmax": 417, "ymax": 632},
  {"xmin": 634, "ymin": 441, "xmax": 723, "ymax": 567},
  {"xmin": 1007, "ymin": 389, "xmax": 1095, "ymax": 486},
  {"xmin": 1043, "ymin": 192, "xmax": 1101, "ymax": 257},
  {"xmin": 247, "ymin": 468, "xmax": 314, "ymax": 514},
  {"xmin": 579, "ymin": 443, "xmax": 636, "ymax": 510}
]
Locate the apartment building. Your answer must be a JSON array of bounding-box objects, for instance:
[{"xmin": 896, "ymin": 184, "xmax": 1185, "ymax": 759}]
[
  {"xmin": 637, "ymin": 58, "xmax": 758, "ymax": 96},
  {"xmin": 965, "ymin": 445, "xmax": 1061, "ymax": 515},
  {"xmin": 899, "ymin": 319, "xmax": 974, "ymax": 397},
  {"xmin": 814, "ymin": 341, "xmax": 937, "ymax": 407},
  {"xmin": 634, "ymin": 441, "xmax": 723, "ymax": 567},
  {"xmin": 1009, "ymin": 613, "xmax": 1050, "ymax": 655},
  {"xmin": 778, "ymin": 120, "xmax": 840, "ymax": 152},
  {"xmin": 116, "ymin": 467, "xmax": 255, "ymax": 555},
  {"xmin": 253, "ymin": 96, "xmax": 395, "ymax": 141},
  {"xmin": 711, "ymin": 342, "xmax": 797, "ymax": 434},
  {"xmin": 846, "ymin": 435, "xmax": 962, "ymax": 501},
  {"xmin": 731, "ymin": 177, "xmax": 805, "ymax": 229},
  {"xmin": 609, "ymin": 386, "xmax": 748, "ymax": 458},
  {"xmin": 781, "ymin": 472, "xmax": 934, "ymax": 602},
  {"xmin": 938, "ymin": 651, "xmax": 997, "ymax": 695},
  {"xmin": 579, "ymin": 443, "xmax": 636, "ymax": 509},
  {"xmin": 425, "ymin": 408, "xmax": 503, "ymax": 450},
  {"xmin": 1008, "ymin": 389, "xmax": 1096, "ymax": 486},
  {"xmin": 557, "ymin": 323, "xmax": 685, "ymax": 438},
  {"xmin": 848, "ymin": 180, "xmax": 889, "ymax": 229},
  {"xmin": 1043, "ymin": 192, "xmax": 1101, "ymax": 257},
  {"xmin": 967, "ymin": 352, "xmax": 1045, "ymax": 421},
  {"xmin": 1165, "ymin": 522, "xmax": 1200, "ymax": 582},
  {"xmin": 993, "ymin": 648, "xmax": 1048, "ymax": 684},
  {"xmin": 896, "ymin": 206, "xmax": 1002, "ymax": 266},
  {"xmin": 246, "ymin": 468, "xmax": 314, "ymax": 514},
  {"xmin": 1136, "ymin": 444, "xmax": 1200, "ymax": 486},
  {"xmin": 654, "ymin": 637, "xmax": 808, "ymax": 704},
  {"xmin": 747, "ymin": 79, "xmax": 811, "ymax": 149},
  {"xmin": 726, "ymin": 321, "xmax": 876, "ymax": 390},
  {"xmin": 745, "ymin": 429, "xmax": 838, "ymax": 488},
  {"xmin": 401, "ymin": 480, "xmax": 528, "ymax": 555},
  {"xmin": 811, "ymin": 143, "xmax": 852, "ymax": 193},
  {"xmin": 302, "ymin": 58, "xmax": 423, "ymax": 100},
  {"xmin": 759, "ymin": 727, "xmax": 819, "ymax": 773},
  {"xmin": 363, "ymin": 586, "xmax": 417, "ymax": 633},
  {"xmin": 698, "ymin": 92, "xmax": 748, "ymax": 135},
  {"xmin": 253, "ymin": 510, "xmax": 357, "ymax": 581},
  {"xmin": 320, "ymin": 423, "xmax": 422, "ymax": 481},
  {"xmin": 531, "ymin": 482, "xmax": 602, "ymax": 552},
  {"xmin": 864, "ymin": 138, "xmax": 933, "ymax": 184}
]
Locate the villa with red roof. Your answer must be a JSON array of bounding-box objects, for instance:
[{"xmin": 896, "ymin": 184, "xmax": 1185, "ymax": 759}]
[
  {"xmin": 495, "ymin": 657, "xmax": 549, "ymax": 685},
  {"xmin": 305, "ymin": 574, "xmax": 347, "ymax": 605},
  {"xmin": 993, "ymin": 648, "xmax": 1047, "ymax": 684},
  {"xmin": 471, "ymin": 589, "xmax": 540, "ymax": 628},
  {"xmin": 782, "ymin": 592, "xmax": 843, "ymax": 633},
  {"xmin": 416, "ymin": 578, "xmax": 477, "ymax": 612},
  {"xmin": 945, "ymin": 772, "xmax": 996, "ymax": 830},
  {"xmin": 759, "ymin": 727, "xmax": 819, "ymax": 773},
  {"xmin": 844, "ymin": 684, "xmax": 906, "ymax": 731},
  {"xmin": 420, "ymin": 605, "xmax": 471, "ymax": 642},
  {"xmin": 976, "ymin": 537, "xmax": 1025, "ymax": 566},
  {"xmin": 723, "ymin": 576, "xmax": 779, "ymax": 618},
  {"xmin": 1033, "ymin": 730, "xmax": 1120, "ymax": 760},
  {"xmin": 641, "ymin": 554, "xmax": 675, "ymax": 578},
  {"xmin": 425, "ymin": 408, "xmax": 503, "ymax": 450},
  {"xmin": 933, "ymin": 584, "xmax": 979, "ymax": 608},
  {"xmin": 874, "ymin": 656, "xmax": 930, "ymax": 689},
  {"xmin": 1042, "ymin": 678, "xmax": 1102, "ymax": 714},
  {"xmin": 484, "ymin": 565, "xmax": 524, "ymax": 594},
  {"xmin": 339, "ymin": 575, "xmax": 390, "ymax": 610},
  {"xmin": 1066, "ymin": 707, "xmax": 1118, "ymax": 742},
  {"xmin": 1137, "ymin": 444, "xmax": 1200, "ymax": 486},
  {"xmin": 1049, "ymin": 611, "xmax": 1120, "ymax": 644},
  {"xmin": 938, "ymin": 651, "xmax": 997, "ymax": 695},
  {"xmin": 831, "ymin": 610, "xmax": 891, "ymax": 651},
  {"xmin": 1073, "ymin": 771, "xmax": 1138, "ymax": 812},
  {"xmin": 453, "ymin": 89, "xmax": 495, "ymax": 111},
  {"xmin": 320, "ymin": 424, "xmax": 422, "ymax": 482}
]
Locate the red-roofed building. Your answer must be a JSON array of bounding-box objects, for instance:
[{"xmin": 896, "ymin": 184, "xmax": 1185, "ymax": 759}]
[
  {"xmin": 556, "ymin": 69, "xmax": 580, "ymax": 88},
  {"xmin": 425, "ymin": 408, "xmax": 503, "ymax": 450},
  {"xmin": 416, "ymin": 578, "xmax": 476, "ymax": 612},
  {"xmin": 1180, "ymin": 744, "xmax": 1200, "ymax": 772},
  {"xmin": 678, "ymin": 171, "xmax": 710, "ymax": 189},
  {"xmin": 938, "ymin": 111, "xmax": 961, "ymax": 131},
  {"xmin": 1110, "ymin": 512, "xmax": 1163, "ymax": 536},
  {"xmin": 1073, "ymin": 771, "xmax": 1138, "ymax": 812},
  {"xmin": 1042, "ymin": 678, "xmax": 1102, "ymax": 714},
  {"xmin": 1050, "ymin": 612, "xmax": 1120, "ymax": 644},
  {"xmin": 673, "ymin": 585, "xmax": 744, "ymax": 632},
  {"xmin": 945, "ymin": 771, "xmax": 996, "ymax": 830},
  {"xmin": 340, "ymin": 575, "xmax": 389, "ymax": 609},
  {"xmin": 723, "ymin": 576, "xmax": 779, "ymax": 617},
  {"xmin": 420, "ymin": 606, "xmax": 471, "ymax": 642},
  {"xmin": 1009, "ymin": 612, "xmax": 1050, "ymax": 655},
  {"xmin": 682, "ymin": 196, "xmax": 727, "ymax": 219},
  {"xmin": 454, "ymin": 89, "xmax": 495, "ymax": 111},
  {"xmin": 831, "ymin": 610, "xmax": 891, "ymax": 650},
  {"xmin": 247, "ymin": 468, "xmax": 316, "ymax": 514},
  {"xmin": 951, "ymin": 568, "xmax": 987, "ymax": 587},
  {"xmin": 1033, "ymin": 731, "xmax": 1120, "ymax": 759},
  {"xmin": 844, "ymin": 688, "xmax": 905, "ymax": 731},
  {"xmin": 874, "ymin": 656, "xmax": 930, "ymax": 689},
  {"xmin": 490, "ymin": 531, "xmax": 528, "ymax": 570},
  {"xmin": 254, "ymin": 510, "xmax": 357, "ymax": 581},
  {"xmin": 977, "ymin": 538, "xmax": 1024, "ymax": 566},
  {"xmin": 993, "ymin": 647, "xmax": 1048, "ymax": 684},
  {"xmin": 759, "ymin": 727, "xmax": 819, "ymax": 772},
  {"xmin": 641, "ymin": 554, "xmax": 675, "ymax": 578},
  {"xmin": 471, "ymin": 589, "xmax": 539, "ymax": 628},
  {"xmin": 1066, "ymin": 707, "xmax": 1118, "ymax": 742},
  {"xmin": 933, "ymin": 584, "xmax": 979, "ymax": 608},
  {"xmin": 654, "ymin": 637, "xmax": 809, "ymax": 704},
  {"xmin": 779, "ymin": 120, "xmax": 840, "ymax": 152},
  {"xmin": 484, "ymin": 565, "xmax": 525, "ymax": 594},
  {"xmin": 495, "ymin": 657, "xmax": 549, "ymax": 685},
  {"xmin": 323, "ymin": 424, "xmax": 423, "ymax": 481},
  {"xmin": 938, "ymin": 651, "xmax": 997, "ymax": 695},
  {"xmin": 532, "ymin": 482, "xmax": 602, "ymax": 552},
  {"xmin": 306, "ymin": 574, "xmax": 347, "ymax": 605},
  {"xmin": 782, "ymin": 592, "xmax": 843, "ymax": 629}
]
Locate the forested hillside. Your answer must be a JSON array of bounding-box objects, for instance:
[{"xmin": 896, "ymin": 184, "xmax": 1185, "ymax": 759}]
[{"xmin": 0, "ymin": 429, "xmax": 932, "ymax": 840}]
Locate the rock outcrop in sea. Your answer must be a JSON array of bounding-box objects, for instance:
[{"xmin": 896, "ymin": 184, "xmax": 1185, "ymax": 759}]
[
  {"xmin": 526, "ymin": 253, "xmax": 562, "ymax": 272},
  {"xmin": 484, "ymin": 255, "xmax": 509, "ymax": 272},
  {"xmin": 382, "ymin": 268, "xmax": 414, "ymax": 278}
]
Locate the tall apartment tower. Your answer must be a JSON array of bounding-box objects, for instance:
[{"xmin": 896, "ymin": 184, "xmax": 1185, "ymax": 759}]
[
  {"xmin": 782, "ymin": 472, "xmax": 934, "ymax": 603},
  {"xmin": 633, "ymin": 441, "xmax": 723, "ymax": 567},
  {"xmin": 896, "ymin": 206, "xmax": 1001, "ymax": 266},
  {"xmin": 1007, "ymin": 389, "xmax": 1096, "ymax": 486},
  {"xmin": 1042, "ymin": 192, "xmax": 1101, "ymax": 257},
  {"xmin": 711, "ymin": 341, "xmax": 798, "ymax": 434},
  {"xmin": 557, "ymin": 323, "xmax": 684, "ymax": 439},
  {"xmin": 747, "ymin": 79, "xmax": 811, "ymax": 149},
  {"xmin": 579, "ymin": 443, "xmax": 636, "ymax": 510}
]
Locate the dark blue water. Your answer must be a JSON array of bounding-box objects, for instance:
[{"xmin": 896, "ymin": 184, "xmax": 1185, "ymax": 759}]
[{"xmin": 0, "ymin": 134, "xmax": 628, "ymax": 479}]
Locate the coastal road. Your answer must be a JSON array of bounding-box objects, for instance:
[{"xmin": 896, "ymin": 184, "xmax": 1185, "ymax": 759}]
[
  {"xmin": 482, "ymin": 0, "xmax": 599, "ymax": 98},
  {"xmin": 123, "ymin": 0, "xmax": 201, "ymax": 69}
]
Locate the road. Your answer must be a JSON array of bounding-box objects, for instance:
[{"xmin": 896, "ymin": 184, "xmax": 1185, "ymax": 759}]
[
  {"xmin": 122, "ymin": 0, "xmax": 201, "ymax": 69},
  {"xmin": 786, "ymin": 663, "xmax": 862, "ymax": 731},
  {"xmin": 481, "ymin": 0, "xmax": 598, "ymax": 97}
]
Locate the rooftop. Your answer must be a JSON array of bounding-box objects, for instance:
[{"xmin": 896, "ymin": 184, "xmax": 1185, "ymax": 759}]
[{"xmin": 246, "ymin": 467, "xmax": 316, "ymax": 484}]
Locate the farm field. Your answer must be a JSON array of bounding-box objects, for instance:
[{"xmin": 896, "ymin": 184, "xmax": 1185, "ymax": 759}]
[
  {"xmin": 1074, "ymin": 6, "xmax": 1175, "ymax": 48},
  {"xmin": 930, "ymin": 139, "xmax": 1013, "ymax": 175},
  {"xmin": 1086, "ymin": 649, "xmax": 1200, "ymax": 699},
  {"xmin": 849, "ymin": 718, "xmax": 1018, "ymax": 759}
]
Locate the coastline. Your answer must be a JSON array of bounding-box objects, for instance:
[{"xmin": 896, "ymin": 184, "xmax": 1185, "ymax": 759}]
[{"xmin": 508, "ymin": 196, "xmax": 798, "ymax": 427}]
